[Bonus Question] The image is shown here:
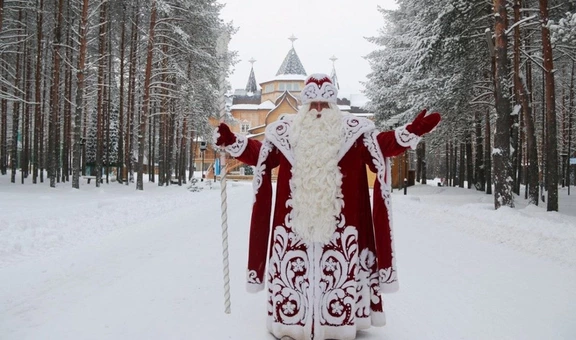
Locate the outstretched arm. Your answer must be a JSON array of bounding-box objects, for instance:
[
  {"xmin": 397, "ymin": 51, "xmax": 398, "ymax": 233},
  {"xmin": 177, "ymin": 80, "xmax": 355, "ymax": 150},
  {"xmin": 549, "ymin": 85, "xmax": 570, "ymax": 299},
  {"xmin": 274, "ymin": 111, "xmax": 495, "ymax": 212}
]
[
  {"xmin": 377, "ymin": 109, "xmax": 441, "ymax": 157},
  {"xmin": 213, "ymin": 123, "xmax": 262, "ymax": 166}
]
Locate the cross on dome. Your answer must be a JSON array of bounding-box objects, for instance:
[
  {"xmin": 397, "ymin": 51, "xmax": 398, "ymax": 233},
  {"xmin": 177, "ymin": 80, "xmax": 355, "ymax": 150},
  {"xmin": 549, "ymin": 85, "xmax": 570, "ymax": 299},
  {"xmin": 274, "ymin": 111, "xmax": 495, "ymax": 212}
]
[{"xmin": 289, "ymin": 34, "xmax": 297, "ymax": 47}]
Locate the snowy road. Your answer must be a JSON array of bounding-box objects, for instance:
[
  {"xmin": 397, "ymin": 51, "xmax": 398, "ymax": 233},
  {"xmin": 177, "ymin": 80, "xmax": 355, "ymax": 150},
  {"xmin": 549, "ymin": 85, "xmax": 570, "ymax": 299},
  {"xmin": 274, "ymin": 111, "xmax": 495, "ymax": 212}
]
[{"xmin": 1, "ymin": 181, "xmax": 575, "ymax": 339}]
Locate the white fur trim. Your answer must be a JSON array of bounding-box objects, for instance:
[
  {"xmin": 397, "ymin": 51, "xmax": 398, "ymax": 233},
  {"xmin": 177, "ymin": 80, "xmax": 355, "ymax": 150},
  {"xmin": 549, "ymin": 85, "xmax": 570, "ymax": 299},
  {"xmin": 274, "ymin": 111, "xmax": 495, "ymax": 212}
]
[
  {"xmin": 246, "ymin": 282, "xmax": 265, "ymax": 293},
  {"xmin": 251, "ymin": 139, "xmax": 273, "ymax": 203},
  {"xmin": 338, "ymin": 115, "xmax": 375, "ymax": 160},
  {"xmin": 265, "ymin": 113, "xmax": 375, "ymax": 167},
  {"xmin": 246, "ymin": 269, "xmax": 264, "ymax": 293},
  {"xmin": 363, "ymin": 131, "xmax": 392, "ymax": 210},
  {"xmin": 223, "ymin": 133, "xmax": 248, "ymax": 157},
  {"xmin": 301, "ymin": 73, "xmax": 338, "ymax": 105},
  {"xmin": 379, "ymin": 267, "xmax": 399, "ymax": 293},
  {"xmin": 268, "ymin": 320, "xmax": 309, "ymax": 340},
  {"xmin": 370, "ymin": 311, "xmax": 387, "ymax": 327},
  {"xmin": 394, "ymin": 123, "xmax": 422, "ymax": 150},
  {"xmin": 212, "ymin": 129, "xmax": 220, "ymax": 146},
  {"xmin": 363, "ymin": 131, "xmax": 399, "ymax": 294},
  {"xmin": 301, "ymin": 82, "xmax": 338, "ymax": 104},
  {"xmin": 265, "ymin": 119, "xmax": 295, "ymax": 165}
]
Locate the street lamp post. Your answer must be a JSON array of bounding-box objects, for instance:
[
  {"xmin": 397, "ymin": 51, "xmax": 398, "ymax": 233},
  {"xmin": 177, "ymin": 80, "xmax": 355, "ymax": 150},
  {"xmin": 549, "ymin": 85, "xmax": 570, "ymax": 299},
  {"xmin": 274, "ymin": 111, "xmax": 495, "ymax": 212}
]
[{"xmin": 200, "ymin": 141, "xmax": 207, "ymax": 181}]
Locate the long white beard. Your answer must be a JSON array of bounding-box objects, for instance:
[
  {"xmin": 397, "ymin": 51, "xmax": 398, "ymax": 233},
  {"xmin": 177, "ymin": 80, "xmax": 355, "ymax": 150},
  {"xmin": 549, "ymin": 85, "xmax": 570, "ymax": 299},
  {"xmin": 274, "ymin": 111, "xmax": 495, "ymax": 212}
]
[{"xmin": 288, "ymin": 105, "xmax": 344, "ymax": 243}]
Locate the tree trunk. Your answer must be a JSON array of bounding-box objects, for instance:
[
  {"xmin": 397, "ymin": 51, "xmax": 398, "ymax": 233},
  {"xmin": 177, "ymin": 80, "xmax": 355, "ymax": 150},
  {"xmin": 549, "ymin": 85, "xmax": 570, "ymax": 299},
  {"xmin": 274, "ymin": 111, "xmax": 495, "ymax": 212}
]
[
  {"xmin": 567, "ymin": 61, "xmax": 574, "ymax": 195},
  {"xmin": 459, "ymin": 142, "xmax": 465, "ymax": 188},
  {"xmin": 72, "ymin": 0, "xmax": 89, "ymax": 189},
  {"xmin": 485, "ymin": 109, "xmax": 492, "ymax": 195},
  {"xmin": 126, "ymin": 1, "xmax": 139, "ymax": 185},
  {"xmin": 168, "ymin": 111, "xmax": 175, "ymax": 184},
  {"xmin": 95, "ymin": 0, "xmax": 107, "ymax": 187},
  {"xmin": 180, "ymin": 116, "xmax": 187, "ymax": 185},
  {"xmin": 492, "ymin": 0, "xmax": 514, "ymax": 208},
  {"xmin": 0, "ymin": 0, "xmax": 4, "ymax": 32},
  {"xmin": 33, "ymin": 0, "xmax": 43, "ymax": 184},
  {"xmin": 106, "ymin": 11, "xmax": 112, "ymax": 185},
  {"xmin": 416, "ymin": 141, "xmax": 423, "ymax": 183},
  {"xmin": 151, "ymin": 112, "xmax": 156, "ymax": 183},
  {"xmin": 452, "ymin": 142, "xmax": 457, "ymax": 186},
  {"xmin": 158, "ymin": 103, "xmax": 165, "ymax": 186},
  {"xmin": 474, "ymin": 110, "xmax": 485, "ymax": 191},
  {"xmin": 466, "ymin": 132, "xmax": 473, "ymax": 189},
  {"xmin": 11, "ymin": 10, "xmax": 23, "ymax": 183},
  {"xmin": 421, "ymin": 141, "xmax": 426, "ymax": 185},
  {"xmin": 1, "ymin": 76, "xmax": 6, "ymax": 176},
  {"xmin": 189, "ymin": 130, "xmax": 196, "ymax": 180},
  {"xmin": 511, "ymin": 1, "xmax": 522, "ymax": 196},
  {"xmin": 23, "ymin": 33, "xmax": 32, "ymax": 183},
  {"xmin": 48, "ymin": 0, "xmax": 64, "ymax": 188},
  {"xmin": 0, "ymin": 0, "xmax": 3, "ymax": 174},
  {"xmin": 539, "ymin": 0, "xmax": 558, "ymax": 211},
  {"xmin": 117, "ymin": 5, "xmax": 126, "ymax": 184},
  {"xmin": 445, "ymin": 140, "xmax": 449, "ymax": 186},
  {"xmin": 62, "ymin": 10, "xmax": 72, "ymax": 183},
  {"xmin": 40, "ymin": 63, "xmax": 48, "ymax": 183},
  {"xmin": 136, "ymin": 0, "xmax": 157, "ymax": 190}
]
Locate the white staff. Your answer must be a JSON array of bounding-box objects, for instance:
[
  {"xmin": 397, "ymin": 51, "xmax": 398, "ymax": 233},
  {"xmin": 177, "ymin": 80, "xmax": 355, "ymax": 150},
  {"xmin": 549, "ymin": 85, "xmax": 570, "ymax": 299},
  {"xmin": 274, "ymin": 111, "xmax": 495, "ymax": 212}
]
[{"xmin": 216, "ymin": 32, "xmax": 231, "ymax": 314}]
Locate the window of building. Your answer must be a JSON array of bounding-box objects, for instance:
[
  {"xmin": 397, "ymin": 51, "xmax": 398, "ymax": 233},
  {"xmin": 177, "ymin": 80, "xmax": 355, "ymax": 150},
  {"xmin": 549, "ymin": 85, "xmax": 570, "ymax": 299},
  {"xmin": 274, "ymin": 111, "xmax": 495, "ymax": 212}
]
[
  {"xmin": 278, "ymin": 82, "xmax": 300, "ymax": 91},
  {"xmin": 241, "ymin": 122, "xmax": 251, "ymax": 133},
  {"xmin": 264, "ymin": 84, "xmax": 274, "ymax": 93}
]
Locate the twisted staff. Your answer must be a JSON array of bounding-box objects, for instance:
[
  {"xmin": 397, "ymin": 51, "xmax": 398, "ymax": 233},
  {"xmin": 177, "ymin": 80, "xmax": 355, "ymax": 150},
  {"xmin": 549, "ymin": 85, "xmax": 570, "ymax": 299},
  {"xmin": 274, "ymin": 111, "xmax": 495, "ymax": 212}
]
[
  {"xmin": 217, "ymin": 32, "xmax": 231, "ymax": 314},
  {"xmin": 220, "ymin": 150, "xmax": 231, "ymax": 314}
]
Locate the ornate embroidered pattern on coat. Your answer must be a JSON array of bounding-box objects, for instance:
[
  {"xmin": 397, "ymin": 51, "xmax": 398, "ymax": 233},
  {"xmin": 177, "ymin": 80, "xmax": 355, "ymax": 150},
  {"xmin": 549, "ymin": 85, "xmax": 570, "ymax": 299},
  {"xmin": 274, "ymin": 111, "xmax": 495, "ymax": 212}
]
[
  {"xmin": 266, "ymin": 215, "xmax": 383, "ymax": 332},
  {"xmin": 224, "ymin": 133, "xmax": 248, "ymax": 157},
  {"xmin": 394, "ymin": 123, "xmax": 422, "ymax": 150}
]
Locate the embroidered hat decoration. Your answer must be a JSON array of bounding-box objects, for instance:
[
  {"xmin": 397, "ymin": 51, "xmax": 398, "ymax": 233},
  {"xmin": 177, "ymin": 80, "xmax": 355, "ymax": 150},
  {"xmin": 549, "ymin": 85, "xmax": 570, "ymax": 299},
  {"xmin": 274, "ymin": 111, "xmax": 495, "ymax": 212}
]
[{"xmin": 300, "ymin": 73, "xmax": 338, "ymax": 105}]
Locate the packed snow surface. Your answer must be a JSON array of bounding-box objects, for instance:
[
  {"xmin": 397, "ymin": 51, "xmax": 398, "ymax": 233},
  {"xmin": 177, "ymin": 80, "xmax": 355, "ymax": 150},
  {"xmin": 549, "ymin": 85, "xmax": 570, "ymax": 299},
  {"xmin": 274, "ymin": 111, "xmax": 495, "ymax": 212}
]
[{"xmin": 1, "ymin": 175, "xmax": 575, "ymax": 339}]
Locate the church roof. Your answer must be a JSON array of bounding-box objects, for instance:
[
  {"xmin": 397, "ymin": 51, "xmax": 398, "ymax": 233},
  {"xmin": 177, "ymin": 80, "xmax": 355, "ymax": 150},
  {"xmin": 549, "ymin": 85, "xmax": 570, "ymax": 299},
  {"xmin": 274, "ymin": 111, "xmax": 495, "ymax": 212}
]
[
  {"xmin": 245, "ymin": 66, "xmax": 258, "ymax": 93},
  {"xmin": 330, "ymin": 67, "xmax": 340, "ymax": 90},
  {"xmin": 276, "ymin": 47, "xmax": 306, "ymax": 76}
]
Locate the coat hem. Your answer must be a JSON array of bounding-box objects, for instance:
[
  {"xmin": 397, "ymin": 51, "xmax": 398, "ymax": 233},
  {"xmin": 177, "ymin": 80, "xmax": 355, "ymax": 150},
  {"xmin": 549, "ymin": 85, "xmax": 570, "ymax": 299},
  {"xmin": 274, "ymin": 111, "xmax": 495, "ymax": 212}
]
[
  {"xmin": 380, "ymin": 280, "xmax": 399, "ymax": 294},
  {"xmin": 246, "ymin": 282, "xmax": 265, "ymax": 293}
]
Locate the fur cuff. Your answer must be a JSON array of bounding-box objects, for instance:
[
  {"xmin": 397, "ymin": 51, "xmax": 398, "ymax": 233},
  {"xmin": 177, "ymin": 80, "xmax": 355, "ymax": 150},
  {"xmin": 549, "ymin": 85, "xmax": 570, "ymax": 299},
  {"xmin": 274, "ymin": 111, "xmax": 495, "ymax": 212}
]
[
  {"xmin": 379, "ymin": 267, "xmax": 399, "ymax": 294},
  {"xmin": 224, "ymin": 133, "xmax": 247, "ymax": 157},
  {"xmin": 395, "ymin": 124, "xmax": 422, "ymax": 150},
  {"xmin": 246, "ymin": 269, "xmax": 264, "ymax": 293},
  {"xmin": 246, "ymin": 282, "xmax": 265, "ymax": 293}
]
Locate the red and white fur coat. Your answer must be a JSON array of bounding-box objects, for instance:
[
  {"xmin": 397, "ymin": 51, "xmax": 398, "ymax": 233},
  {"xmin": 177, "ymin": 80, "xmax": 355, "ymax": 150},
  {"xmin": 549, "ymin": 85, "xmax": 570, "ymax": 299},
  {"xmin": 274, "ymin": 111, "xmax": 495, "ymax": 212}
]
[{"xmin": 219, "ymin": 103, "xmax": 421, "ymax": 340}]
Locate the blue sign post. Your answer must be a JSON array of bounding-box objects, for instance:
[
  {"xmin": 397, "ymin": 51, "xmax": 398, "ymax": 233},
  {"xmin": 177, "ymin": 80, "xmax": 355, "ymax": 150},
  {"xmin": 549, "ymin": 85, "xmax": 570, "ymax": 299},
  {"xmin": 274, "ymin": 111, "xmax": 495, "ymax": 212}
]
[{"xmin": 215, "ymin": 158, "xmax": 220, "ymax": 176}]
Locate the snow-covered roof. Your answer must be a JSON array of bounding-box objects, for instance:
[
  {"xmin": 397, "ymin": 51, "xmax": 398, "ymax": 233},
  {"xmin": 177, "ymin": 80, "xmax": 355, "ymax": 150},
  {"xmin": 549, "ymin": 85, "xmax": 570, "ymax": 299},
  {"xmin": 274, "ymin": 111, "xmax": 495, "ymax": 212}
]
[
  {"xmin": 259, "ymin": 100, "xmax": 276, "ymax": 109},
  {"xmin": 261, "ymin": 74, "xmax": 307, "ymax": 83},
  {"xmin": 230, "ymin": 100, "xmax": 276, "ymax": 111},
  {"xmin": 245, "ymin": 66, "xmax": 259, "ymax": 93},
  {"xmin": 233, "ymin": 89, "xmax": 261, "ymax": 97},
  {"xmin": 338, "ymin": 105, "xmax": 351, "ymax": 111},
  {"xmin": 276, "ymin": 47, "xmax": 306, "ymax": 76},
  {"xmin": 230, "ymin": 104, "xmax": 259, "ymax": 110}
]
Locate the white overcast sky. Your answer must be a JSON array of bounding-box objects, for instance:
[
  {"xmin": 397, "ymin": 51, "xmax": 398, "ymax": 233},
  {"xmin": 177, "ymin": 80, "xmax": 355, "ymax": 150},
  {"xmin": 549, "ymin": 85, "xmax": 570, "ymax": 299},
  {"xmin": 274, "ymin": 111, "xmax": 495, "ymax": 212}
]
[{"xmin": 218, "ymin": 0, "xmax": 399, "ymax": 97}]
